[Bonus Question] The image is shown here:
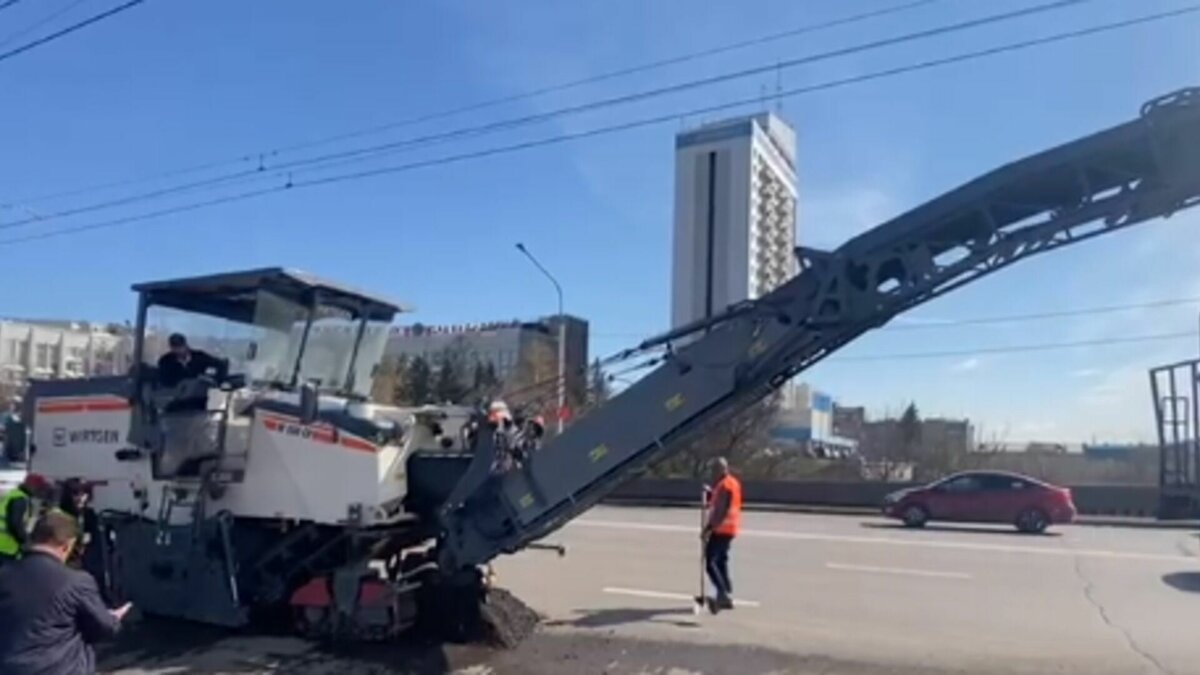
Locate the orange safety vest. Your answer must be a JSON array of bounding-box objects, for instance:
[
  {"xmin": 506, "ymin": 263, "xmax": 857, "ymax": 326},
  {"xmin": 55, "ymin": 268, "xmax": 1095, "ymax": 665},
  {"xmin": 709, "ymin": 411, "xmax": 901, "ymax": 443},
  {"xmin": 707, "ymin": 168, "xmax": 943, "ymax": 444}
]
[{"xmin": 711, "ymin": 475, "xmax": 742, "ymax": 537}]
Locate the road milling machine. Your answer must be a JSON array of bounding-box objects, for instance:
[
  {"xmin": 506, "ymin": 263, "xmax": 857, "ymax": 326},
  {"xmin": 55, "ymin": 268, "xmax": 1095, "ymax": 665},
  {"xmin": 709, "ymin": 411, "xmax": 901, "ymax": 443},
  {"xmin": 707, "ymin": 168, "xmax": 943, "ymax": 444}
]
[{"xmin": 22, "ymin": 87, "xmax": 1200, "ymax": 640}]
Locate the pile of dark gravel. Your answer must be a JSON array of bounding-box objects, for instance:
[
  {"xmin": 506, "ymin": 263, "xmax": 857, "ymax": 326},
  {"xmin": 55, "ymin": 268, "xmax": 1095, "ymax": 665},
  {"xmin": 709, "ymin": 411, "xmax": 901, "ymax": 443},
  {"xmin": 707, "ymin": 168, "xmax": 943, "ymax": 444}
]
[{"xmin": 478, "ymin": 587, "xmax": 541, "ymax": 648}]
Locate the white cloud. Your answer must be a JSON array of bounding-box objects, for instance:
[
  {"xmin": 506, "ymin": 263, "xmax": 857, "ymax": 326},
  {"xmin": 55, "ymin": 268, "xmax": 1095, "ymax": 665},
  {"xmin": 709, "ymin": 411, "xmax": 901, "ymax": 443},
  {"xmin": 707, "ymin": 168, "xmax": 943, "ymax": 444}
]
[
  {"xmin": 950, "ymin": 357, "xmax": 981, "ymax": 373},
  {"xmin": 801, "ymin": 187, "xmax": 897, "ymax": 250},
  {"xmin": 1015, "ymin": 420, "xmax": 1059, "ymax": 437},
  {"xmin": 1070, "ymin": 368, "xmax": 1102, "ymax": 378}
]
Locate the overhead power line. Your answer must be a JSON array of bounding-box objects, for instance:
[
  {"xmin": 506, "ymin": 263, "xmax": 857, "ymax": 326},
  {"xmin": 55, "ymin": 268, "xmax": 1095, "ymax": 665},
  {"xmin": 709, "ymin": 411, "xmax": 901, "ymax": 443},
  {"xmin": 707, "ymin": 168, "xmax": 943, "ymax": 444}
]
[
  {"xmin": 10, "ymin": 0, "xmax": 940, "ymax": 206},
  {"xmin": 886, "ymin": 297, "xmax": 1200, "ymax": 330},
  {"xmin": 829, "ymin": 331, "xmax": 1196, "ymax": 362},
  {"xmin": 2, "ymin": 3, "xmax": 1195, "ymax": 247},
  {"xmin": 266, "ymin": 0, "xmax": 947, "ymax": 158},
  {"xmin": 0, "ymin": 0, "xmax": 1098, "ymax": 231},
  {"xmin": 0, "ymin": 0, "xmax": 146, "ymax": 64},
  {"xmin": 592, "ymin": 297, "xmax": 1200, "ymax": 339},
  {"xmin": 0, "ymin": 0, "xmax": 95, "ymax": 50},
  {"xmin": 0, "ymin": 0, "xmax": 24, "ymax": 12}
]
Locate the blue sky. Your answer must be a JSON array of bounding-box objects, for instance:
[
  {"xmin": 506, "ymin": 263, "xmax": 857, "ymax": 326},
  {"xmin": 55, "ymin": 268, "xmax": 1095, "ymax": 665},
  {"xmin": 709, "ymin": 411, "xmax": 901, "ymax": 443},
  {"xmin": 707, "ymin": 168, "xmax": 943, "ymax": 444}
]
[{"xmin": 1, "ymin": 0, "xmax": 1198, "ymax": 442}]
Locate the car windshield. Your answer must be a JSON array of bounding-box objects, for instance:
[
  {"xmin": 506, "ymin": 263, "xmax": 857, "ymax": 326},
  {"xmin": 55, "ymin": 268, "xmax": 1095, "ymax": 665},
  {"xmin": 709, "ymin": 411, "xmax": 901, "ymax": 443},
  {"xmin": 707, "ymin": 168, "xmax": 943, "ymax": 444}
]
[{"xmin": 143, "ymin": 290, "xmax": 384, "ymax": 396}]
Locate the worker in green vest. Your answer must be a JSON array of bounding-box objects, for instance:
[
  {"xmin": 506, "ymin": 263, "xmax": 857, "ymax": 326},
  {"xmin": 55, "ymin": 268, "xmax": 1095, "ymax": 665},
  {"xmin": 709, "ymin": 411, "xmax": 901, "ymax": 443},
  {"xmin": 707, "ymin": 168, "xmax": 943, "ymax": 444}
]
[{"xmin": 0, "ymin": 474, "xmax": 54, "ymax": 567}]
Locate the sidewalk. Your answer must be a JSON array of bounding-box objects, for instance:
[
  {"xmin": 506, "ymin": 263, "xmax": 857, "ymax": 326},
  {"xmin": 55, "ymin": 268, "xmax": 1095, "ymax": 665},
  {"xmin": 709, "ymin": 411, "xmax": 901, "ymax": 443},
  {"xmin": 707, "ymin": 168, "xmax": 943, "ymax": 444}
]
[{"xmin": 602, "ymin": 498, "xmax": 1200, "ymax": 530}]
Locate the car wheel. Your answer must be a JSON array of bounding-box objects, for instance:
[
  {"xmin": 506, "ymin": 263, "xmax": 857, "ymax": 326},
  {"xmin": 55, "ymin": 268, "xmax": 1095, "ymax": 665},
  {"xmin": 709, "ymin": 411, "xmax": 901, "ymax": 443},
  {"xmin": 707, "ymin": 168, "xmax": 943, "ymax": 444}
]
[
  {"xmin": 901, "ymin": 504, "xmax": 929, "ymax": 528},
  {"xmin": 1015, "ymin": 508, "xmax": 1049, "ymax": 534}
]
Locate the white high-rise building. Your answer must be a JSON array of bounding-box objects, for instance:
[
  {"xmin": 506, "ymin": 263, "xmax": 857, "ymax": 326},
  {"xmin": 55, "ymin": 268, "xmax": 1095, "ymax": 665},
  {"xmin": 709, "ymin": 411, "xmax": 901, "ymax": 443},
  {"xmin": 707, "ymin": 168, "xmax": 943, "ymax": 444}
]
[{"xmin": 670, "ymin": 112, "xmax": 798, "ymax": 330}]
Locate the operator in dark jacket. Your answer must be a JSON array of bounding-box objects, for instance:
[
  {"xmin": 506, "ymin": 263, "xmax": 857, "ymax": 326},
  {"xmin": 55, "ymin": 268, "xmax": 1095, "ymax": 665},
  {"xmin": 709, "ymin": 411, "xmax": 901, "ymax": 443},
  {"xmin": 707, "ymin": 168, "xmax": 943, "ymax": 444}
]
[
  {"xmin": 157, "ymin": 333, "xmax": 225, "ymax": 388},
  {"xmin": 0, "ymin": 510, "xmax": 132, "ymax": 675}
]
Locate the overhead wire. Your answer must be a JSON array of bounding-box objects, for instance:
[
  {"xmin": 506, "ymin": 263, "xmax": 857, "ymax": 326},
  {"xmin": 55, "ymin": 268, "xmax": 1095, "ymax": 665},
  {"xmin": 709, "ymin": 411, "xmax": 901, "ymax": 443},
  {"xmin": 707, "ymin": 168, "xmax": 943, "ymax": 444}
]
[
  {"xmin": 592, "ymin": 296, "xmax": 1200, "ymax": 339},
  {"xmin": 1, "ymin": 3, "xmax": 1196, "ymax": 246},
  {"xmin": 594, "ymin": 332, "xmax": 1196, "ymax": 390},
  {"xmin": 884, "ymin": 297, "xmax": 1200, "ymax": 330},
  {"xmin": 828, "ymin": 331, "xmax": 1197, "ymax": 362},
  {"xmin": 8, "ymin": 0, "xmax": 941, "ymax": 206},
  {"xmin": 0, "ymin": 0, "xmax": 95, "ymax": 50},
  {"xmin": 0, "ymin": 0, "xmax": 1095, "ymax": 231},
  {"xmin": 0, "ymin": 0, "xmax": 146, "ymax": 64},
  {"xmin": 293, "ymin": 6, "xmax": 1200, "ymax": 191}
]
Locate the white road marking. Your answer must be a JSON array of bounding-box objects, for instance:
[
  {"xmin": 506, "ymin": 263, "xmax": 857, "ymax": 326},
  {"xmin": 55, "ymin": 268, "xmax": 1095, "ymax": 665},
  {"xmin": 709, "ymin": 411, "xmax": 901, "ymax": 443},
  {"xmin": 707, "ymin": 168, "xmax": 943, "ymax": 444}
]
[
  {"xmin": 574, "ymin": 519, "xmax": 1194, "ymax": 563},
  {"xmin": 602, "ymin": 586, "xmax": 761, "ymax": 608},
  {"xmin": 825, "ymin": 562, "xmax": 972, "ymax": 579}
]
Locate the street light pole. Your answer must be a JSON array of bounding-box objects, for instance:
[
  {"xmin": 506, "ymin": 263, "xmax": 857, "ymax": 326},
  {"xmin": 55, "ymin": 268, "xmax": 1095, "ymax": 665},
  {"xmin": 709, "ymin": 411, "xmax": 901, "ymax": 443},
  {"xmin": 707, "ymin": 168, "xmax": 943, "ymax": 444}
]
[{"xmin": 516, "ymin": 242, "xmax": 567, "ymax": 433}]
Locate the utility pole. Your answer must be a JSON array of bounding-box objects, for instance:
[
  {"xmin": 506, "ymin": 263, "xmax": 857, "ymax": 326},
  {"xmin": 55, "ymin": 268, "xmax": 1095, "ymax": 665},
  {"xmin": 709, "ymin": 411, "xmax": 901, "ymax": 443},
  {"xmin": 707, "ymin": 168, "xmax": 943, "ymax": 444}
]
[{"xmin": 516, "ymin": 242, "xmax": 566, "ymax": 433}]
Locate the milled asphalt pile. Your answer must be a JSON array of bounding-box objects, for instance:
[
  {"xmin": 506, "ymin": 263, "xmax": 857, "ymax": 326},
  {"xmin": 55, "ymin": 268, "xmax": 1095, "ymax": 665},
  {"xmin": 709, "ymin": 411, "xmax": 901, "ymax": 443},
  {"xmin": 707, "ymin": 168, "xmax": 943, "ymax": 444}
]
[
  {"xmin": 98, "ymin": 587, "xmax": 543, "ymax": 674},
  {"xmin": 477, "ymin": 588, "xmax": 541, "ymax": 648}
]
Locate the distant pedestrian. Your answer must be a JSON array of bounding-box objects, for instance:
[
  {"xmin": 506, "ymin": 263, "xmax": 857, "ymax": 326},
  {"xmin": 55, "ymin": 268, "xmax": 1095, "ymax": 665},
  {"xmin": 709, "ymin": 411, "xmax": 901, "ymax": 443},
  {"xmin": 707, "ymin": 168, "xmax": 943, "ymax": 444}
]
[
  {"xmin": 0, "ymin": 510, "xmax": 131, "ymax": 675},
  {"xmin": 702, "ymin": 457, "xmax": 742, "ymax": 613},
  {"xmin": 2, "ymin": 398, "xmax": 26, "ymax": 463}
]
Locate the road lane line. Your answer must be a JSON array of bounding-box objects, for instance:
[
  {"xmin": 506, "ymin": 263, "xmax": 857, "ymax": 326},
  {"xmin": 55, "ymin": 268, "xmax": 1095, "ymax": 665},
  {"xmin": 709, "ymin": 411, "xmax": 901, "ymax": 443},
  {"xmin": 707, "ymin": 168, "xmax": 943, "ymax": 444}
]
[
  {"xmin": 602, "ymin": 586, "xmax": 761, "ymax": 608},
  {"xmin": 574, "ymin": 519, "xmax": 1193, "ymax": 563},
  {"xmin": 825, "ymin": 562, "xmax": 972, "ymax": 579}
]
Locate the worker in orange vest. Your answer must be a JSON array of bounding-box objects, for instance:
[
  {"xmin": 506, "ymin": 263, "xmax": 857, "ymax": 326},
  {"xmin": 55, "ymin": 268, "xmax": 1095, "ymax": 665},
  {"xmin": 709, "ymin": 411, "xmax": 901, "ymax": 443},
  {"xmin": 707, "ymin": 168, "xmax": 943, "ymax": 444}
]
[{"xmin": 702, "ymin": 457, "xmax": 742, "ymax": 612}]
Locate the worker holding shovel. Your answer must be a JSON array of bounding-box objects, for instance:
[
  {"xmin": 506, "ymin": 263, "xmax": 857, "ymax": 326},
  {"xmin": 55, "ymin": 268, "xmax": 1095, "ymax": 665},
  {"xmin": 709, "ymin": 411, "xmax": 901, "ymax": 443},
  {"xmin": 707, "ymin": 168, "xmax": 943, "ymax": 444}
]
[{"xmin": 696, "ymin": 457, "xmax": 742, "ymax": 614}]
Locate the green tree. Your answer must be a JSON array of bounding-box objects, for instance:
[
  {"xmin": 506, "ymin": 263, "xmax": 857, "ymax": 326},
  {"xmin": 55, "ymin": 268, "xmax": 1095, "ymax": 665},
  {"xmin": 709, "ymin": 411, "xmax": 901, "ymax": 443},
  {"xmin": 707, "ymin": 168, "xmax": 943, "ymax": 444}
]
[
  {"xmin": 471, "ymin": 360, "xmax": 501, "ymax": 403},
  {"xmin": 434, "ymin": 344, "xmax": 470, "ymax": 403},
  {"xmin": 406, "ymin": 356, "xmax": 433, "ymax": 405},
  {"xmin": 899, "ymin": 402, "xmax": 922, "ymax": 458}
]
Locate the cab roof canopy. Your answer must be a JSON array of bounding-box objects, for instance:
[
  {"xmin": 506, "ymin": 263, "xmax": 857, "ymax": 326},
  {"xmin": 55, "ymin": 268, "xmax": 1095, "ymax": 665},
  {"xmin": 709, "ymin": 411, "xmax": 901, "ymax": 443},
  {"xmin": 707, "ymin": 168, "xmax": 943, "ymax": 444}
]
[{"xmin": 132, "ymin": 267, "xmax": 407, "ymax": 324}]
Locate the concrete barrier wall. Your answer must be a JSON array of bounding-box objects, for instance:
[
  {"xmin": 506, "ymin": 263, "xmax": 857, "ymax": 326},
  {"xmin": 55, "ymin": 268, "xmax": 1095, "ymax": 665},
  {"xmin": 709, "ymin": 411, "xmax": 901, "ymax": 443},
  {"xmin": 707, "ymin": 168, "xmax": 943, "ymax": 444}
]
[{"xmin": 608, "ymin": 479, "xmax": 1161, "ymax": 517}]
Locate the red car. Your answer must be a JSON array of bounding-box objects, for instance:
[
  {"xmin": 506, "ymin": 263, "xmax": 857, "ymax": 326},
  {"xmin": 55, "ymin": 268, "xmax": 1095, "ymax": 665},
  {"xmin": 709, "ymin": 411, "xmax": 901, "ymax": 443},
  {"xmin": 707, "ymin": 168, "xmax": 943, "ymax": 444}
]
[{"xmin": 882, "ymin": 471, "xmax": 1076, "ymax": 533}]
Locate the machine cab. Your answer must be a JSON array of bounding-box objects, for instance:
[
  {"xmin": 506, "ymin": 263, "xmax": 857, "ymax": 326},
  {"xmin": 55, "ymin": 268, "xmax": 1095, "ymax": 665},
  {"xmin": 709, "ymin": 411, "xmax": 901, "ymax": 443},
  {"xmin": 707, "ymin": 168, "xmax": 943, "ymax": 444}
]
[{"xmin": 127, "ymin": 268, "xmax": 403, "ymax": 484}]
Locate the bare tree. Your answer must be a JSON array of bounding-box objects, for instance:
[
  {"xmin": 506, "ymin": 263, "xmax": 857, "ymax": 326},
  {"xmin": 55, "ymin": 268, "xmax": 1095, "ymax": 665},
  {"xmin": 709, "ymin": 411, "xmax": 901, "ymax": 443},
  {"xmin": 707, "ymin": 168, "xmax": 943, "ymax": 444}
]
[
  {"xmin": 654, "ymin": 395, "xmax": 781, "ymax": 479},
  {"xmin": 370, "ymin": 355, "xmax": 408, "ymax": 405},
  {"xmin": 503, "ymin": 339, "xmax": 560, "ymax": 419}
]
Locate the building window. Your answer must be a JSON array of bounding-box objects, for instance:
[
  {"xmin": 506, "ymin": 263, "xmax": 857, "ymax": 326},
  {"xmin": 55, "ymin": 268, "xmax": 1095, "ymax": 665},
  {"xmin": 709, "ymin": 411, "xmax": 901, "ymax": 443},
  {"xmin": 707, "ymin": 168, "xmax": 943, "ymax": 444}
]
[{"xmin": 36, "ymin": 344, "xmax": 50, "ymax": 368}]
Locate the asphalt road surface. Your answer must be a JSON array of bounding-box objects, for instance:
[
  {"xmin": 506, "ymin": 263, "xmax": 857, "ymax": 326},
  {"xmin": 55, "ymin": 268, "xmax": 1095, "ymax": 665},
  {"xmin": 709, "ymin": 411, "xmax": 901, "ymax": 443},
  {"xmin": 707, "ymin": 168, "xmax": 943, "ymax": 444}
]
[{"xmin": 100, "ymin": 506, "xmax": 1200, "ymax": 674}]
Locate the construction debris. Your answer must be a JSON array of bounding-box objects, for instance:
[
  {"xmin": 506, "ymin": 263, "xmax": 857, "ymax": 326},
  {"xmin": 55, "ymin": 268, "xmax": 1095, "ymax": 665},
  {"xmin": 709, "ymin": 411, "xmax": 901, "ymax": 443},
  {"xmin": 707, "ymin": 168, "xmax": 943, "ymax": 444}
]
[{"xmin": 477, "ymin": 588, "xmax": 540, "ymax": 649}]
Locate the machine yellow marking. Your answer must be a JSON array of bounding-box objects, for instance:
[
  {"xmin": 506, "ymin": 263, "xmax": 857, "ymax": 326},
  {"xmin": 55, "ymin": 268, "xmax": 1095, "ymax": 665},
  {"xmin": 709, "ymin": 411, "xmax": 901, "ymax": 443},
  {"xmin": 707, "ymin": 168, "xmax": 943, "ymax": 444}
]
[
  {"xmin": 589, "ymin": 444, "xmax": 609, "ymax": 462},
  {"xmin": 664, "ymin": 394, "xmax": 684, "ymax": 411},
  {"xmin": 748, "ymin": 339, "xmax": 767, "ymax": 357},
  {"xmin": 518, "ymin": 493, "xmax": 535, "ymax": 509}
]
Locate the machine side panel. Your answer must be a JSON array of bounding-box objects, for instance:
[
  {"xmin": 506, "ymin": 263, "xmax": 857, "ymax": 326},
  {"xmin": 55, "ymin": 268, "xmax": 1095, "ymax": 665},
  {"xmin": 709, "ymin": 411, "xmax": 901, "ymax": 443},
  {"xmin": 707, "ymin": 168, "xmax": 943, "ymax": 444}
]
[
  {"xmin": 26, "ymin": 389, "xmax": 151, "ymax": 518},
  {"xmin": 215, "ymin": 410, "xmax": 399, "ymax": 524}
]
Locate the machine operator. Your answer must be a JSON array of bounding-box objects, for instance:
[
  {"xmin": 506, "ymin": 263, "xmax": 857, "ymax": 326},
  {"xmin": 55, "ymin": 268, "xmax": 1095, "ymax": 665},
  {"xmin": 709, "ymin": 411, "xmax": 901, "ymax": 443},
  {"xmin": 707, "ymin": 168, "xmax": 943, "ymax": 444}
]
[{"xmin": 157, "ymin": 333, "xmax": 225, "ymax": 388}]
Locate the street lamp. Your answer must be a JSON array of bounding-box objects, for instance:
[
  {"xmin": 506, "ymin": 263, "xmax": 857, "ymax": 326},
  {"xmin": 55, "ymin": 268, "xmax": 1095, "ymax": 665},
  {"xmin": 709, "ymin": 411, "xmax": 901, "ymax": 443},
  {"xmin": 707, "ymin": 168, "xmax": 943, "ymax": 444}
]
[{"xmin": 515, "ymin": 242, "xmax": 566, "ymax": 433}]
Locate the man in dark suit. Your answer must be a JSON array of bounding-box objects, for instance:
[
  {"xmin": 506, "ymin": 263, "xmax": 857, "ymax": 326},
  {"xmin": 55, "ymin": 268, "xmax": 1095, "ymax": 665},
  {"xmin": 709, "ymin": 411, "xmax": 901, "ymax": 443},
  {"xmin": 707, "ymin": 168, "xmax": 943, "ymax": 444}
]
[{"xmin": 0, "ymin": 511, "xmax": 132, "ymax": 675}]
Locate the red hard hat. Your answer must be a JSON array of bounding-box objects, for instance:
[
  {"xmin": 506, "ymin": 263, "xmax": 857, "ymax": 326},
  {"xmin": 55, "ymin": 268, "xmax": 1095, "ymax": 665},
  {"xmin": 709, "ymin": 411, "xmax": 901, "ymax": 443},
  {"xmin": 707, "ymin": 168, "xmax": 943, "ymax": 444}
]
[{"xmin": 22, "ymin": 473, "xmax": 52, "ymax": 493}]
